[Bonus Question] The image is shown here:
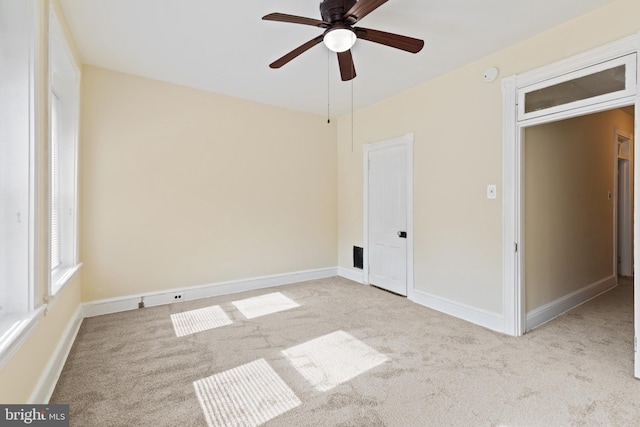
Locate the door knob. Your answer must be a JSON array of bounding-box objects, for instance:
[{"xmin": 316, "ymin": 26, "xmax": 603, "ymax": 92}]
[{"xmin": 397, "ymin": 231, "xmax": 407, "ymax": 238}]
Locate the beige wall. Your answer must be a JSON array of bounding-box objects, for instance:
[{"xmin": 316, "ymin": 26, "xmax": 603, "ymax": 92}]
[
  {"xmin": 80, "ymin": 66, "xmax": 337, "ymax": 301},
  {"xmin": 0, "ymin": 0, "xmax": 83, "ymax": 403},
  {"xmin": 524, "ymin": 110, "xmax": 634, "ymax": 312},
  {"xmin": 337, "ymin": 0, "xmax": 640, "ymax": 314}
]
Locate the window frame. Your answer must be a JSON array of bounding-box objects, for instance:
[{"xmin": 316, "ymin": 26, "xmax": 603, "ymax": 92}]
[{"xmin": 48, "ymin": 4, "xmax": 81, "ymax": 296}]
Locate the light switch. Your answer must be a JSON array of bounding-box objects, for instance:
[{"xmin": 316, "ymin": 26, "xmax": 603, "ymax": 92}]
[{"xmin": 487, "ymin": 185, "xmax": 497, "ymax": 199}]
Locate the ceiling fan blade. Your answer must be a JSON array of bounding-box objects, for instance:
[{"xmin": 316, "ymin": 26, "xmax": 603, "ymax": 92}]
[
  {"xmin": 343, "ymin": 0, "xmax": 388, "ymax": 23},
  {"xmin": 262, "ymin": 13, "xmax": 329, "ymax": 28},
  {"xmin": 337, "ymin": 50, "xmax": 356, "ymax": 81},
  {"xmin": 270, "ymin": 35, "xmax": 324, "ymax": 69},
  {"xmin": 354, "ymin": 27, "xmax": 424, "ymax": 53}
]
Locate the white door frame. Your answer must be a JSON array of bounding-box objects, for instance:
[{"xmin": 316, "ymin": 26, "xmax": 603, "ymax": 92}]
[
  {"xmin": 363, "ymin": 133, "xmax": 414, "ymax": 298},
  {"xmin": 614, "ymin": 129, "xmax": 634, "ymax": 278},
  {"xmin": 502, "ymin": 34, "xmax": 640, "ymax": 340}
]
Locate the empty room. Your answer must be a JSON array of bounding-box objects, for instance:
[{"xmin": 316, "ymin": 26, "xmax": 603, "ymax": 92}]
[{"xmin": 1, "ymin": 0, "xmax": 640, "ymax": 425}]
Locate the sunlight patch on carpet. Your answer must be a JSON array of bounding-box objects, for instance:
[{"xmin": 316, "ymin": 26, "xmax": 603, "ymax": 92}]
[
  {"xmin": 232, "ymin": 292, "xmax": 300, "ymax": 319},
  {"xmin": 282, "ymin": 330, "xmax": 389, "ymax": 392},
  {"xmin": 193, "ymin": 358, "xmax": 301, "ymax": 427},
  {"xmin": 171, "ymin": 305, "xmax": 232, "ymax": 337}
]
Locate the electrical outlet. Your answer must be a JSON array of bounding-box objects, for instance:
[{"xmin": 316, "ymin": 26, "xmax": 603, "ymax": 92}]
[{"xmin": 173, "ymin": 293, "xmax": 183, "ymax": 301}]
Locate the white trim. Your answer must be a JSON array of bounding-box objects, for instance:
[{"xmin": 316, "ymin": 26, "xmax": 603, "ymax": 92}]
[
  {"xmin": 503, "ymin": 33, "xmax": 640, "ymax": 340},
  {"xmin": 516, "ymin": 96, "xmax": 636, "ymax": 128},
  {"xmin": 83, "ymin": 267, "xmax": 338, "ymax": 317},
  {"xmin": 29, "ymin": 0, "xmax": 40, "ymax": 313},
  {"xmin": 28, "ymin": 305, "xmax": 83, "ymax": 403},
  {"xmin": 613, "ymin": 128, "xmax": 635, "ymax": 276},
  {"xmin": 363, "ymin": 133, "xmax": 414, "ymax": 297},
  {"xmin": 516, "ymin": 35, "xmax": 639, "ymax": 87},
  {"xmin": 526, "ymin": 276, "xmax": 617, "ymax": 332},
  {"xmin": 48, "ymin": 3, "xmax": 81, "ymax": 298},
  {"xmin": 338, "ymin": 266, "xmax": 364, "ymax": 284},
  {"xmin": 614, "ymin": 128, "xmax": 635, "ymax": 278},
  {"xmin": 634, "ymin": 36, "xmax": 640, "ymax": 378},
  {"xmin": 406, "ymin": 139, "xmax": 415, "ymax": 300},
  {"xmin": 614, "ymin": 128, "xmax": 620, "ymax": 278},
  {"xmin": 410, "ymin": 289, "xmax": 504, "ymax": 333},
  {"xmin": 50, "ymin": 262, "xmax": 82, "ymax": 299},
  {"xmin": 518, "ymin": 54, "xmax": 636, "ymax": 121},
  {"xmin": 502, "ymin": 75, "xmax": 520, "ymax": 337},
  {"xmin": 0, "ymin": 306, "xmax": 46, "ymax": 370}
]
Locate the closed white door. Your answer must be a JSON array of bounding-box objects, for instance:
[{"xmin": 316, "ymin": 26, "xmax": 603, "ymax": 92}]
[{"xmin": 367, "ymin": 143, "xmax": 408, "ymax": 295}]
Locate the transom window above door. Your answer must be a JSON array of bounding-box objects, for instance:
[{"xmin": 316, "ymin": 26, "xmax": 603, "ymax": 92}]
[{"xmin": 518, "ymin": 54, "xmax": 636, "ymax": 120}]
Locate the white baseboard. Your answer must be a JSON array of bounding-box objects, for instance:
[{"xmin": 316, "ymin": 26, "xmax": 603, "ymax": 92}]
[
  {"xmin": 526, "ymin": 275, "xmax": 617, "ymax": 331},
  {"xmin": 410, "ymin": 289, "xmax": 504, "ymax": 333},
  {"xmin": 83, "ymin": 267, "xmax": 338, "ymax": 317},
  {"xmin": 28, "ymin": 305, "xmax": 84, "ymax": 404},
  {"xmin": 338, "ymin": 267, "xmax": 364, "ymax": 284}
]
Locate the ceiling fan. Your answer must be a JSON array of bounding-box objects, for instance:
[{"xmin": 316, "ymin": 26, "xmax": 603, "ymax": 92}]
[{"xmin": 263, "ymin": 0, "xmax": 424, "ymax": 81}]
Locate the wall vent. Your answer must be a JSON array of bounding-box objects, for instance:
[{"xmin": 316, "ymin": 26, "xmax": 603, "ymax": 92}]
[{"xmin": 353, "ymin": 246, "xmax": 363, "ymax": 269}]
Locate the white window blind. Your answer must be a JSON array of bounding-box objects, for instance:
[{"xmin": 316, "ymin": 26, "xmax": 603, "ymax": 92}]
[{"xmin": 50, "ymin": 93, "xmax": 61, "ymax": 270}]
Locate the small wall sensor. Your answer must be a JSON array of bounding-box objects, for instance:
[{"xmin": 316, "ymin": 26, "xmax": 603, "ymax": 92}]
[
  {"xmin": 483, "ymin": 67, "xmax": 499, "ymax": 82},
  {"xmin": 487, "ymin": 184, "xmax": 497, "ymax": 199}
]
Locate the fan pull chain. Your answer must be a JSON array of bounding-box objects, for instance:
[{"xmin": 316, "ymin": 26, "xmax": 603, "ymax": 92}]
[
  {"xmin": 351, "ymin": 77, "xmax": 354, "ymax": 153},
  {"xmin": 327, "ymin": 50, "xmax": 331, "ymax": 124}
]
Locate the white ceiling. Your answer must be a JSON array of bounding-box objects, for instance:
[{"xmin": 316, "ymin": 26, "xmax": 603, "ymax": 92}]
[{"xmin": 58, "ymin": 0, "xmax": 613, "ymax": 116}]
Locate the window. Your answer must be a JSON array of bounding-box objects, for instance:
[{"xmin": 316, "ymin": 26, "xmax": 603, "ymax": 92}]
[
  {"xmin": 0, "ymin": 0, "xmax": 40, "ymax": 365},
  {"xmin": 518, "ymin": 54, "xmax": 636, "ymax": 120},
  {"xmin": 49, "ymin": 6, "xmax": 80, "ymax": 295},
  {"xmin": 0, "ymin": 0, "xmax": 80, "ymax": 367},
  {"xmin": 524, "ymin": 65, "xmax": 626, "ymax": 113}
]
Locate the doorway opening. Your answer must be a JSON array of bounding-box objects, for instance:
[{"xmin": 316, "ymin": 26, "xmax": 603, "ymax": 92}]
[
  {"xmin": 616, "ymin": 128, "xmax": 634, "ymax": 278},
  {"xmin": 502, "ymin": 34, "xmax": 640, "ymax": 378},
  {"xmin": 522, "ymin": 108, "xmax": 634, "ymax": 330}
]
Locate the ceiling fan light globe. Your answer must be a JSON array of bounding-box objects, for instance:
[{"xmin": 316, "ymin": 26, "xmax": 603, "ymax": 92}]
[{"xmin": 323, "ymin": 28, "xmax": 356, "ymax": 52}]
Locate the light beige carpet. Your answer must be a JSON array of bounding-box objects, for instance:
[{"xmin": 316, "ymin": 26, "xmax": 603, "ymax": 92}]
[{"xmin": 51, "ymin": 276, "xmax": 640, "ymax": 426}]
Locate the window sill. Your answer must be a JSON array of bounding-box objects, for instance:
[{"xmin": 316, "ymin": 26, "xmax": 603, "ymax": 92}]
[
  {"xmin": 51, "ymin": 262, "xmax": 82, "ymax": 297},
  {"xmin": 0, "ymin": 305, "xmax": 46, "ymax": 370}
]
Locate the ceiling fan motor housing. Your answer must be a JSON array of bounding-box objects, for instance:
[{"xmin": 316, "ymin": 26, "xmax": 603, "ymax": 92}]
[
  {"xmin": 264, "ymin": 0, "xmax": 425, "ymax": 81},
  {"xmin": 320, "ymin": 0, "xmax": 357, "ymax": 24}
]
